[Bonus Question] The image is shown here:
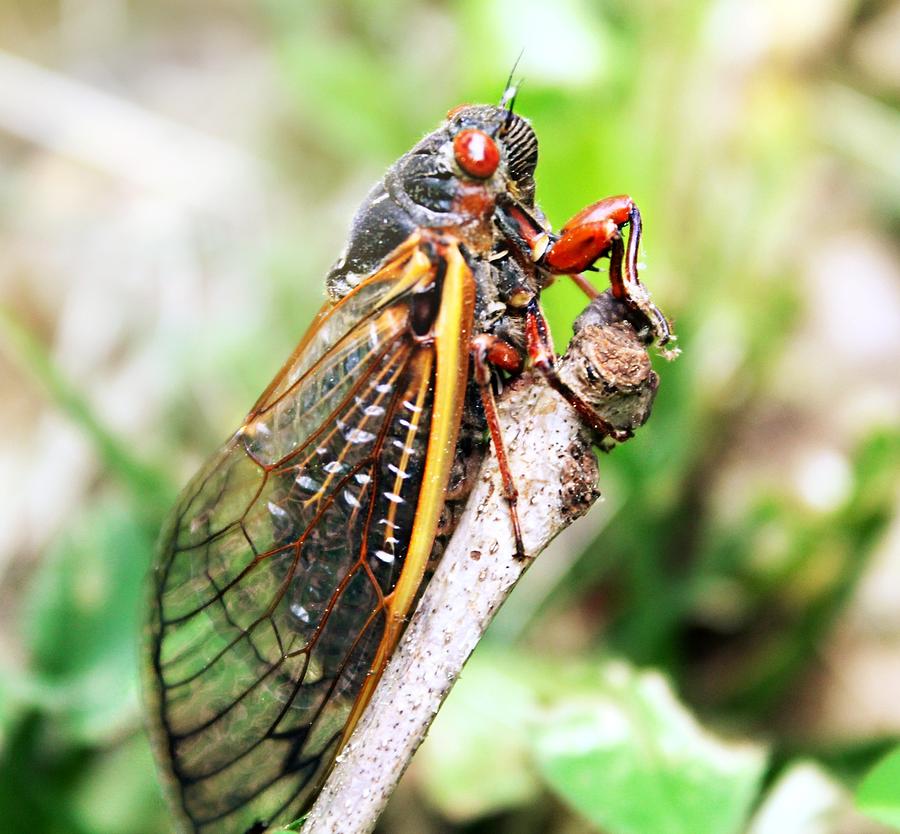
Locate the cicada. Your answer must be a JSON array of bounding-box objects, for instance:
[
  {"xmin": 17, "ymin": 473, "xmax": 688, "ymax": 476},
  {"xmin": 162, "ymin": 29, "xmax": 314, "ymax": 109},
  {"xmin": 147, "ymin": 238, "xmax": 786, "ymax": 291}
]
[{"xmin": 142, "ymin": 91, "xmax": 672, "ymax": 834}]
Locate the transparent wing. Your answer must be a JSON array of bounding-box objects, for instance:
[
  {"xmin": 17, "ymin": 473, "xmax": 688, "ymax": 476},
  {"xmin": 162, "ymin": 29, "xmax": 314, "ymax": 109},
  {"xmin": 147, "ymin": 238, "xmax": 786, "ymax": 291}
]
[{"xmin": 143, "ymin": 237, "xmax": 474, "ymax": 833}]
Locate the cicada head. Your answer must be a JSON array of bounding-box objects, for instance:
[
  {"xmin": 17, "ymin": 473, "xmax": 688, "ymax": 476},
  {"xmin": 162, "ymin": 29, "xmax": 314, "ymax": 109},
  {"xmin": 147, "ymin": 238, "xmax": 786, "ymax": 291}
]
[
  {"xmin": 445, "ymin": 104, "xmax": 538, "ymax": 206},
  {"xmin": 327, "ymin": 103, "xmax": 540, "ymax": 299},
  {"xmin": 387, "ymin": 105, "xmax": 538, "ymax": 220}
]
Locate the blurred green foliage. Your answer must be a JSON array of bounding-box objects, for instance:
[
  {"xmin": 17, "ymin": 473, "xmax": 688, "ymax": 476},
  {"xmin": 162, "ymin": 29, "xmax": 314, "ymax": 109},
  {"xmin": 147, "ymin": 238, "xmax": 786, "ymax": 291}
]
[
  {"xmin": 1, "ymin": 0, "xmax": 899, "ymax": 832},
  {"xmin": 418, "ymin": 654, "xmax": 767, "ymax": 834},
  {"xmin": 857, "ymin": 747, "xmax": 900, "ymax": 829}
]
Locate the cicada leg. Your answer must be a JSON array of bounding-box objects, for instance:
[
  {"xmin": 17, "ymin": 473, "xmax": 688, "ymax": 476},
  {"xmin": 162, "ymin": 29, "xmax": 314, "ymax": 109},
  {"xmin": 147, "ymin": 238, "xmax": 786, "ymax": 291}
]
[
  {"xmin": 471, "ymin": 296, "xmax": 637, "ymax": 560},
  {"xmin": 524, "ymin": 298, "xmax": 633, "ymax": 444},
  {"xmin": 543, "ymin": 198, "xmax": 672, "ymax": 345},
  {"xmin": 498, "ymin": 196, "xmax": 672, "ymax": 346},
  {"xmin": 567, "ymin": 271, "xmax": 602, "ymax": 301},
  {"xmin": 471, "ymin": 333, "xmax": 527, "ymax": 560}
]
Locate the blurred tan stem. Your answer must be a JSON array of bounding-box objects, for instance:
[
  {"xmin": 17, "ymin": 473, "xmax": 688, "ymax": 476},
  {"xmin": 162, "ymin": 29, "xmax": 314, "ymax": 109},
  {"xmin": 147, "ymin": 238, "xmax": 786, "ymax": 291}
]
[{"xmin": 0, "ymin": 49, "xmax": 263, "ymax": 211}]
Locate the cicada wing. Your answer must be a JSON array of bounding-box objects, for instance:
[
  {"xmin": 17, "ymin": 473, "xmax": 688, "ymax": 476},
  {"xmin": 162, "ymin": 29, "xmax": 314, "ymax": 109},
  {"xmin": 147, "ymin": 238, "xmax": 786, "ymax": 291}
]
[{"xmin": 143, "ymin": 238, "xmax": 475, "ymax": 833}]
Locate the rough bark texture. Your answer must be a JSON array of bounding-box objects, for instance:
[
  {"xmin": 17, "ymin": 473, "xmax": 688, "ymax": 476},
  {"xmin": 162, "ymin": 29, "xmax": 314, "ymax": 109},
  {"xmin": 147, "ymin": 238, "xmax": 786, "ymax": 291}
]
[{"xmin": 301, "ymin": 293, "xmax": 660, "ymax": 834}]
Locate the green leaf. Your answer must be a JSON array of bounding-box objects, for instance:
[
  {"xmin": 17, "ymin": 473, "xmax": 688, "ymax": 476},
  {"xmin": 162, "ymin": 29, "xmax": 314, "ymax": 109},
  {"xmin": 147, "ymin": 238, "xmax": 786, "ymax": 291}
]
[
  {"xmin": 856, "ymin": 745, "xmax": 900, "ymax": 829},
  {"xmin": 22, "ymin": 499, "xmax": 155, "ymax": 742},
  {"xmin": 269, "ymin": 817, "xmax": 306, "ymax": 832},
  {"xmin": 416, "ymin": 653, "xmax": 543, "ymax": 821},
  {"xmin": 71, "ymin": 733, "xmax": 168, "ymax": 834},
  {"xmin": 417, "ymin": 653, "xmax": 768, "ymax": 832},
  {"xmin": 532, "ymin": 663, "xmax": 768, "ymax": 834}
]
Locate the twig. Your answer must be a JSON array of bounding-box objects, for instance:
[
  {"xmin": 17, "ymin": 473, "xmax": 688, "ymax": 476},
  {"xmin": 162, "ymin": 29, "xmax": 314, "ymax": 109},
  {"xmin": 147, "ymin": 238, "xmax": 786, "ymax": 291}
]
[
  {"xmin": 0, "ymin": 49, "xmax": 264, "ymax": 212},
  {"xmin": 301, "ymin": 294, "xmax": 660, "ymax": 834}
]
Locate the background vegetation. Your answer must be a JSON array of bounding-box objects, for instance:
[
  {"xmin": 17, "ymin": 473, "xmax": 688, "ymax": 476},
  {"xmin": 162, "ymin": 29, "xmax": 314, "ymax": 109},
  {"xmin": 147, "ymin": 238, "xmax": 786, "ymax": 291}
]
[{"xmin": 1, "ymin": 1, "xmax": 898, "ymax": 832}]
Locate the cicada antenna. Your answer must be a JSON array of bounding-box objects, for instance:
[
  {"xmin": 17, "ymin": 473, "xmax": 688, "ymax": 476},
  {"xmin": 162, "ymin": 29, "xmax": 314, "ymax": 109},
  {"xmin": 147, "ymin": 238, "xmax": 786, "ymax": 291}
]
[{"xmin": 499, "ymin": 50, "xmax": 525, "ymax": 120}]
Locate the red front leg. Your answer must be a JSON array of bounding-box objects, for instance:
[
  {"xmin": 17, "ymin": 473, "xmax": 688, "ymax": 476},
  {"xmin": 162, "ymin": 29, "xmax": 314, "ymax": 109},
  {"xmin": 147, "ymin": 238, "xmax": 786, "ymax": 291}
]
[
  {"xmin": 504, "ymin": 195, "xmax": 673, "ymax": 347},
  {"xmin": 547, "ymin": 196, "xmax": 672, "ymax": 346},
  {"xmin": 542, "ymin": 195, "xmax": 634, "ymax": 278}
]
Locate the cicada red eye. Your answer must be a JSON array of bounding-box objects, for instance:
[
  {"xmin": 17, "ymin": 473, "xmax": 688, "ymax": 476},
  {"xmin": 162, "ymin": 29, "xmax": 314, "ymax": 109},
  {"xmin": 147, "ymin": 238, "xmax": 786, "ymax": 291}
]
[{"xmin": 453, "ymin": 129, "xmax": 500, "ymax": 179}]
